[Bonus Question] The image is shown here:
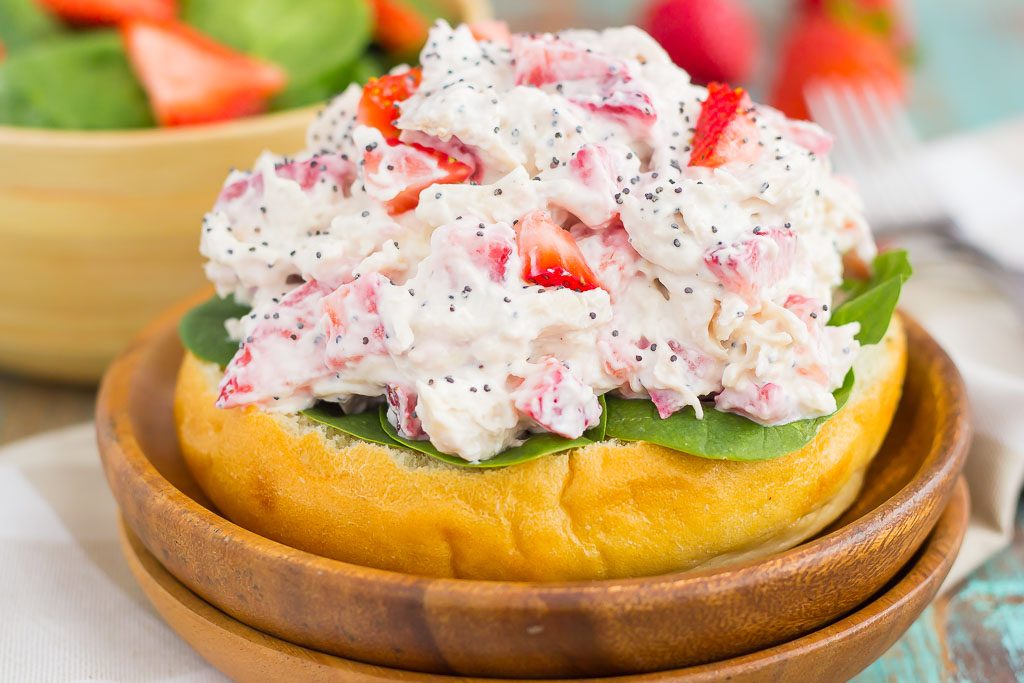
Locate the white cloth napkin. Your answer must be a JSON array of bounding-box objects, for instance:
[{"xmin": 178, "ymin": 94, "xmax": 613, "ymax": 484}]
[{"xmin": 1, "ymin": 123, "xmax": 1022, "ymax": 681}]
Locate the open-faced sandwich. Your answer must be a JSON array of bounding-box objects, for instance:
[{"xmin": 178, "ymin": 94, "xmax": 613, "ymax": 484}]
[{"xmin": 175, "ymin": 21, "xmax": 911, "ymax": 581}]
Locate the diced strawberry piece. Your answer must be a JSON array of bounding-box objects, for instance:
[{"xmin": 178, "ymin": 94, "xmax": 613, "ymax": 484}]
[
  {"xmin": 649, "ymin": 388, "xmax": 691, "ymax": 419},
  {"xmin": 216, "ymin": 153, "xmax": 355, "ymax": 206},
  {"xmin": 363, "ymin": 139, "xmax": 472, "ymax": 215},
  {"xmin": 510, "ymin": 34, "xmax": 656, "ymax": 127},
  {"xmin": 689, "ymin": 82, "xmax": 761, "ymax": 168},
  {"xmin": 513, "ymin": 357, "xmax": 601, "ymax": 439},
  {"xmin": 704, "ymin": 228, "xmax": 796, "ymax": 300},
  {"xmin": 370, "ymin": 0, "xmax": 430, "ymax": 55},
  {"xmin": 40, "ymin": 0, "xmax": 175, "ymax": 25},
  {"xmin": 122, "ymin": 19, "xmax": 286, "ymax": 126},
  {"xmin": 357, "ymin": 67, "xmax": 421, "ymax": 139},
  {"xmin": 715, "ymin": 382, "xmax": 790, "ymax": 424},
  {"xmin": 322, "ymin": 273, "xmax": 389, "ymax": 370},
  {"xmin": 783, "ymin": 293, "xmax": 825, "ymax": 330},
  {"xmin": 217, "ymin": 279, "xmax": 334, "ymax": 409},
  {"xmin": 515, "ymin": 211, "xmax": 603, "ymax": 292},
  {"xmin": 469, "ymin": 20, "xmax": 511, "ymax": 44},
  {"xmin": 574, "ymin": 220, "xmax": 641, "ymax": 300},
  {"xmin": 385, "ymin": 384, "xmax": 426, "ymax": 439},
  {"xmin": 398, "ymin": 130, "xmax": 482, "ymax": 182}
]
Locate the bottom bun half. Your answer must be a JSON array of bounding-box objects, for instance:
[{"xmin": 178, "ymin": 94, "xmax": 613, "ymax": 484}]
[{"xmin": 175, "ymin": 316, "xmax": 906, "ymax": 581}]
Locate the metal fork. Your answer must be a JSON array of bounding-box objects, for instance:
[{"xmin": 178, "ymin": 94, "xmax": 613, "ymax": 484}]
[{"xmin": 805, "ymin": 81, "xmax": 1024, "ymax": 320}]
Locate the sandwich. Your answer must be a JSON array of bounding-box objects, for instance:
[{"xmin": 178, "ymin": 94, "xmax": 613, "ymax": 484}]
[{"xmin": 175, "ymin": 22, "xmax": 911, "ymax": 581}]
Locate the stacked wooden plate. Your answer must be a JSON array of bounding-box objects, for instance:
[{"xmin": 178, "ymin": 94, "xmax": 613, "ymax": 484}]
[{"xmin": 96, "ymin": 297, "xmax": 971, "ymax": 682}]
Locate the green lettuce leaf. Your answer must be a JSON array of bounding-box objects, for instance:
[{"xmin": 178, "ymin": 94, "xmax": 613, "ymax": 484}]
[
  {"xmin": 830, "ymin": 250, "xmax": 912, "ymax": 344},
  {"xmin": 182, "ymin": 0, "xmax": 373, "ymax": 109},
  {"xmin": 604, "ymin": 370, "xmax": 855, "ymax": 461},
  {"xmin": 302, "ymin": 403, "xmax": 401, "ymax": 447},
  {"xmin": 0, "ymin": 31, "xmax": 154, "ymax": 129},
  {"xmin": 178, "ymin": 295, "xmax": 250, "ymax": 367}
]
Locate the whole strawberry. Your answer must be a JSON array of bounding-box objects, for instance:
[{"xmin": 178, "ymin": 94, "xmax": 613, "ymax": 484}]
[
  {"xmin": 640, "ymin": 0, "xmax": 759, "ymax": 85},
  {"xmin": 769, "ymin": 12, "xmax": 905, "ymax": 120}
]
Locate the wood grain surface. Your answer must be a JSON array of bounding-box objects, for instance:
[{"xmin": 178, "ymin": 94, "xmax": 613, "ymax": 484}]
[
  {"xmin": 116, "ymin": 478, "xmax": 969, "ymax": 682},
  {"xmin": 94, "ymin": 297, "xmax": 969, "ymax": 679}
]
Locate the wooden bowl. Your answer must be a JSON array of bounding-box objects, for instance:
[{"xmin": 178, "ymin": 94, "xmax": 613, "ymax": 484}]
[
  {"xmin": 120, "ymin": 478, "xmax": 969, "ymax": 682},
  {"xmin": 0, "ymin": 0, "xmax": 489, "ymax": 385},
  {"xmin": 96, "ymin": 295, "xmax": 971, "ymax": 678}
]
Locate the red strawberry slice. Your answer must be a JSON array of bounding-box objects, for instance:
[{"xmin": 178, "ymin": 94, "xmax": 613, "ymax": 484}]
[
  {"xmin": 357, "ymin": 67, "xmax": 422, "ymax": 139},
  {"xmin": 121, "ymin": 19, "xmax": 286, "ymax": 126},
  {"xmin": 363, "ymin": 140, "xmax": 472, "ymax": 215},
  {"xmin": 689, "ymin": 82, "xmax": 760, "ymax": 168},
  {"xmin": 370, "ymin": 0, "xmax": 429, "ymax": 55},
  {"xmin": 514, "ymin": 211, "xmax": 602, "ymax": 292},
  {"xmin": 39, "ymin": 0, "xmax": 175, "ymax": 24}
]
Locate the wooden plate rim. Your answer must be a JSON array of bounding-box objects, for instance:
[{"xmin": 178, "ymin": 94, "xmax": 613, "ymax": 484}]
[{"xmin": 119, "ymin": 478, "xmax": 971, "ymax": 682}]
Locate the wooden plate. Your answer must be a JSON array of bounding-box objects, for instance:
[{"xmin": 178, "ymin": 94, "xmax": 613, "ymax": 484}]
[
  {"xmin": 120, "ymin": 478, "xmax": 969, "ymax": 682},
  {"xmin": 96, "ymin": 295, "xmax": 971, "ymax": 678}
]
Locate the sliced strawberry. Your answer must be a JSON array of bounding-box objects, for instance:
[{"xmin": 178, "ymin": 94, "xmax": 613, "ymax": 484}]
[
  {"xmin": 363, "ymin": 139, "xmax": 472, "ymax": 215},
  {"xmin": 370, "ymin": 0, "xmax": 430, "ymax": 55},
  {"xmin": 39, "ymin": 0, "xmax": 175, "ymax": 25},
  {"xmin": 514, "ymin": 211, "xmax": 602, "ymax": 292},
  {"xmin": 513, "ymin": 357, "xmax": 601, "ymax": 439},
  {"xmin": 385, "ymin": 384, "xmax": 426, "ymax": 439},
  {"xmin": 469, "ymin": 20, "xmax": 511, "ymax": 44},
  {"xmin": 121, "ymin": 19, "xmax": 286, "ymax": 126},
  {"xmin": 217, "ymin": 279, "xmax": 335, "ymax": 409},
  {"xmin": 322, "ymin": 273, "xmax": 389, "ymax": 370},
  {"xmin": 357, "ymin": 67, "xmax": 422, "ymax": 139},
  {"xmin": 689, "ymin": 82, "xmax": 760, "ymax": 167},
  {"xmin": 704, "ymin": 228, "xmax": 797, "ymax": 300}
]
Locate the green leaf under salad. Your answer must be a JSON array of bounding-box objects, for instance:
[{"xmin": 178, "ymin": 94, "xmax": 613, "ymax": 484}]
[
  {"xmin": 181, "ymin": 0, "xmax": 373, "ymax": 110},
  {"xmin": 0, "ymin": 0, "xmax": 64, "ymax": 54},
  {"xmin": 604, "ymin": 371, "xmax": 854, "ymax": 461},
  {"xmin": 178, "ymin": 294, "xmax": 250, "ymax": 368},
  {"xmin": 303, "ymin": 403, "xmax": 402, "ymax": 448},
  {"xmin": 830, "ymin": 249, "xmax": 912, "ymax": 345},
  {"xmin": 0, "ymin": 31, "xmax": 154, "ymax": 129}
]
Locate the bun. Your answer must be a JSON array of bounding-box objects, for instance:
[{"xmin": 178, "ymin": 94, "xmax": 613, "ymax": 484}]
[{"xmin": 175, "ymin": 316, "xmax": 906, "ymax": 581}]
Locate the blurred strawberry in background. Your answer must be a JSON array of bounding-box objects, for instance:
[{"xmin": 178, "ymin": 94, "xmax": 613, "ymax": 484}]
[
  {"xmin": 770, "ymin": 0, "xmax": 910, "ymax": 120},
  {"xmin": 639, "ymin": 0, "xmax": 759, "ymax": 85}
]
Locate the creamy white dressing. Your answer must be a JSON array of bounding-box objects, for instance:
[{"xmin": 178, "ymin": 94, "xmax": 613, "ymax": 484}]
[{"xmin": 200, "ymin": 22, "xmax": 874, "ymax": 461}]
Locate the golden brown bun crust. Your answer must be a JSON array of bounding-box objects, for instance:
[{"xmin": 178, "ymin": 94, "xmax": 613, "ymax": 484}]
[{"xmin": 175, "ymin": 316, "xmax": 906, "ymax": 581}]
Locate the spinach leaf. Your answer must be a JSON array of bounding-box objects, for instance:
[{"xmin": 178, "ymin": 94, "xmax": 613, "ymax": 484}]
[
  {"xmin": 178, "ymin": 295, "xmax": 250, "ymax": 367},
  {"xmin": 0, "ymin": 31, "xmax": 154, "ymax": 129},
  {"xmin": 0, "ymin": 0, "xmax": 63, "ymax": 54},
  {"xmin": 829, "ymin": 250, "xmax": 912, "ymax": 345},
  {"xmin": 182, "ymin": 0, "xmax": 373, "ymax": 109},
  {"xmin": 604, "ymin": 371, "xmax": 855, "ymax": 461},
  {"xmin": 302, "ymin": 402, "xmax": 402, "ymax": 447},
  {"xmin": 270, "ymin": 52, "xmax": 383, "ymax": 111}
]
